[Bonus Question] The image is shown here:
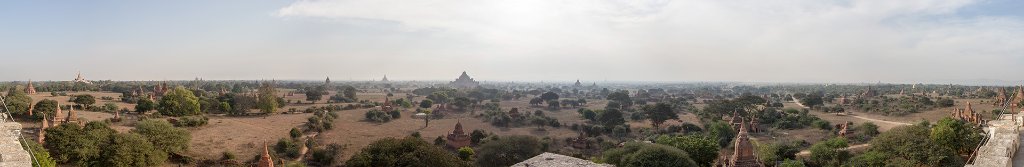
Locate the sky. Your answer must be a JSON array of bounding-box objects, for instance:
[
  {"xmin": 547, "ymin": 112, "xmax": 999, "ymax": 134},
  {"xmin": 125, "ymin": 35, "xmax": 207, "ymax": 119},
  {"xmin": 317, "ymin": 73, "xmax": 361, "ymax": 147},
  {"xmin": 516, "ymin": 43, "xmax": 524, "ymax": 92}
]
[{"xmin": 1, "ymin": 0, "xmax": 1023, "ymax": 84}]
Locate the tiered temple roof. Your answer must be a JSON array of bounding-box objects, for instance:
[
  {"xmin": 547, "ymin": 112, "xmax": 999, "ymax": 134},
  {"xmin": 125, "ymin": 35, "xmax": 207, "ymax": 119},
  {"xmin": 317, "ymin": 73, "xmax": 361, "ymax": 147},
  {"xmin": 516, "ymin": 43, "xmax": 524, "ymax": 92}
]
[
  {"xmin": 450, "ymin": 71, "xmax": 480, "ymax": 89},
  {"xmin": 860, "ymin": 86, "xmax": 877, "ymax": 98},
  {"xmin": 727, "ymin": 121, "xmax": 762, "ymax": 167},
  {"xmin": 995, "ymin": 88, "xmax": 1009, "ymax": 105},
  {"xmin": 25, "ymin": 80, "xmax": 36, "ymax": 95},
  {"xmin": 381, "ymin": 75, "xmax": 389, "ymax": 82},
  {"xmin": 446, "ymin": 121, "xmax": 471, "ymax": 149},
  {"xmin": 952, "ymin": 102, "xmax": 984, "ymax": 126},
  {"xmin": 73, "ymin": 71, "xmax": 91, "ymax": 83},
  {"xmin": 258, "ymin": 142, "xmax": 274, "ymax": 167}
]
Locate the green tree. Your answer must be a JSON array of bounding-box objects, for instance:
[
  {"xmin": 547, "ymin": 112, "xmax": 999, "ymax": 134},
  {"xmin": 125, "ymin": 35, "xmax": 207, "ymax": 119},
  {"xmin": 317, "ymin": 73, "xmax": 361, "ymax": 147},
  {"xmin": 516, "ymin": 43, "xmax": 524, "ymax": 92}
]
[
  {"xmin": 930, "ymin": 117, "xmax": 982, "ymax": 154},
  {"xmin": 345, "ymin": 137, "xmax": 469, "ymax": 167},
  {"xmin": 133, "ymin": 120, "xmax": 191, "ymax": 154},
  {"xmin": 135, "ymin": 98, "xmax": 155, "ymax": 114},
  {"xmin": 596, "ymin": 109, "xmax": 626, "ymax": 127},
  {"xmin": 470, "ymin": 130, "xmax": 487, "ymax": 145},
  {"xmin": 602, "ymin": 142, "xmax": 697, "ymax": 167},
  {"xmin": 457, "ymin": 147, "xmax": 475, "ymax": 161},
  {"xmin": 342, "ymin": 86, "xmax": 358, "ymax": 101},
  {"xmin": 33, "ymin": 99, "xmax": 59, "ymax": 119},
  {"xmin": 22, "ymin": 140, "xmax": 57, "ymax": 167},
  {"xmin": 420, "ymin": 99, "xmax": 434, "ymax": 109},
  {"xmin": 643, "ymin": 103, "xmax": 679, "ymax": 130},
  {"xmin": 809, "ymin": 137, "xmax": 849, "ymax": 167},
  {"xmin": 755, "ymin": 141, "xmax": 799, "ymax": 165},
  {"xmin": 530, "ymin": 116, "xmax": 547, "ymax": 130},
  {"xmin": 705, "ymin": 121, "xmax": 736, "ymax": 147},
  {"xmin": 44, "ymin": 122, "xmax": 116, "ymax": 165},
  {"xmin": 99, "ymin": 133, "xmax": 167, "ymax": 167},
  {"xmin": 257, "ymin": 82, "xmax": 279, "ymax": 114},
  {"xmin": 846, "ymin": 151, "xmax": 888, "ymax": 167},
  {"xmin": 779, "ymin": 159, "xmax": 806, "ymax": 167},
  {"xmin": 72, "ymin": 94, "xmax": 96, "ymax": 108},
  {"xmin": 453, "ymin": 97, "xmax": 471, "ymax": 110},
  {"xmin": 540, "ymin": 92, "xmax": 559, "ymax": 102},
  {"xmin": 157, "ymin": 87, "xmax": 201, "ymax": 116},
  {"xmin": 606, "ymin": 91, "xmax": 633, "ymax": 109},
  {"xmin": 476, "ymin": 135, "xmax": 543, "ymax": 167},
  {"xmin": 4, "ymin": 88, "xmax": 32, "ymax": 115},
  {"xmin": 869, "ymin": 124, "xmax": 960, "ymax": 166},
  {"xmin": 654, "ymin": 135, "xmax": 718, "ymax": 166},
  {"xmin": 305, "ymin": 86, "xmax": 325, "ymax": 103}
]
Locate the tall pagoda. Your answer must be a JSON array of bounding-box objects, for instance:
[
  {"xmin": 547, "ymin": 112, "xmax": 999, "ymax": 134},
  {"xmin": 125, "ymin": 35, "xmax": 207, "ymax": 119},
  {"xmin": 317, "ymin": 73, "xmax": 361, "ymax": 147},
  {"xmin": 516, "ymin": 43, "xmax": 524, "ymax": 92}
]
[{"xmin": 450, "ymin": 71, "xmax": 480, "ymax": 89}]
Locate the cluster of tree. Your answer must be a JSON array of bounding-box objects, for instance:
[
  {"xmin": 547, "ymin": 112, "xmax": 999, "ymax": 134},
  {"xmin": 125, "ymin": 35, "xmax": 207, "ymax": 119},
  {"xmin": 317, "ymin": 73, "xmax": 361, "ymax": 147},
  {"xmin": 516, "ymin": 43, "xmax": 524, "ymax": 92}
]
[
  {"xmin": 364, "ymin": 109, "xmax": 399, "ymax": 123},
  {"xmin": 308, "ymin": 111, "xmax": 337, "ymax": 132},
  {"xmin": 602, "ymin": 142, "xmax": 698, "ymax": 167},
  {"xmin": 851, "ymin": 95, "xmax": 946, "ymax": 116},
  {"xmin": 698, "ymin": 95, "xmax": 768, "ymax": 121},
  {"xmin": 654, "ymin": 135, "xmax": 719, "ymax": 166},
  {"xmin": 807, "ymin": 118, "xmax": 983, "ymax": 166},
  {"xmin": 44, "ymin": 120, "xmax": 190, "ymax": 166},
  {"xmin": 328, "ymin": 85, "xmax": 358, "ymax": 103},
  {"xmin": 755, "ymin": 108, "xmax": 826, "ymax": 130},
  {"xmin": 171, "ymin": 115, "xmax": 209, "ymax": 127},
  {"xmin": 345, "ymin": 136, "xmax": 470, "ymax": 167}
]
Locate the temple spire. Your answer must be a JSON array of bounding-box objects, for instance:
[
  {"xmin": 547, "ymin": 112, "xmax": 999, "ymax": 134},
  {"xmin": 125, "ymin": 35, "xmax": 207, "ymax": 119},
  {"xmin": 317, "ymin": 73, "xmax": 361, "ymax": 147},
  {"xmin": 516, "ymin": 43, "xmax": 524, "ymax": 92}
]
[{"xmin": 258, "ymin": 141, "xmax": 274, "ymax": 167}]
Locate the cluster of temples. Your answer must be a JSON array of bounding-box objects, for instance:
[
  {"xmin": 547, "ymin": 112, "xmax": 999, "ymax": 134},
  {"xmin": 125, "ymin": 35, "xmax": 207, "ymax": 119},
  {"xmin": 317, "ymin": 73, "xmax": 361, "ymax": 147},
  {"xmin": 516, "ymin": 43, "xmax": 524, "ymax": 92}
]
[
  {"xmin": 728, "ymin": 111, "xmax": 759, "ymax": 133},
  {"xmin": 952, "ymin": 102, "xmax": 985, "ymax": 126},
  {"xmin": 36, "ymin": 102, "xmax": 81, "ymax": 144}
]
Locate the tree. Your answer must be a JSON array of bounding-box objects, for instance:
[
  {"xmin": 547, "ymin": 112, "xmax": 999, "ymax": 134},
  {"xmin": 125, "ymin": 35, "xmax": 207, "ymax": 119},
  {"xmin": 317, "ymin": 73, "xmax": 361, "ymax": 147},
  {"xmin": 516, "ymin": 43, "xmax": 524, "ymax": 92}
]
[
  {"xmin": 529, "ymin": 98, "xmax": 543, "ymax": 106},
  {"xmin": 546, "ymin": 100, "xmax": 560, "ymax": 110},
  {"xmin": 800, "ymin": 93, "xmax": 823, "ymax": 108},
  {"xmin": 99, "ymin": 133, "xmax": 167, "ymax": 167},
  {"xmin": 643, "ymin": 103, "xmax": 678, "ymax": 130},
  {"xmin": 596, "ymin": 109, "xmax": 626, "ymax": 127},
  {"xmin": 470, "ymin": 130, "xmax": 488, "ymax": 145},
  {"xmin": 453, "ymin": 97, "xmax": 471, "ymax": 110},
  {"xmin": 655, "ymin": 135, "xmax": 718, "ymax": 166},
  {"xmin": 4, "ymin": 88, "xmax": 32, "ymax": 115},
  {"xmin": 457, "ymin": 147, "xmax": 475, "ymax": 161},
  {"xmin": 33, "ymin": 99, "xmax": 59, "ymax": 119},
  {"xmin": 157, "ymin": 87, "xmax": 201, "ymax": 116},
  {"xmin": 72, "ymin": 94, "xmax": 96, "ymax": 108},
  {"xmin": 606, "ymin": 91, "xmax": 633, "ymax": 109},
  {"xmin": 420, "ymin": 99, "xmax": 434, "ymax": 109},
  {"xmin": 869, "ymin": 124, "xmax": 960, "ymax": 166},
  {"xmin": 102, "ymin": 102, "xmax": 118, "ymax": 112},
  {"xmin": 530, "ymin": 116, "xmax": 547, "ymax": 130},
  {"xmin": 779, "ymin": 159, "xmax": 806, "ymax": 167},
  {"xmin": 476, "ymin": 135, "xmax": 543, "ymax": 167},
  {"xmin": 540, "ymin": 92, "xmax": 559, "ymax": 102},
  {"xmin": 22, "ymin": 140, "xmax": 57, "ymax": 167},
  {"xmin": 809, "ymin": 137, "xmax": 849, "ymax": 167},
  {"xmin": 755, "ymin": 141, "xmax": 800, "ymax": 165},
  {"xmin": 858, "ymin": 122, "xmax": 880, "ymax": 138},
  {"xmin": 133, "ymin": 120, "xmax": 191, "ymax": 154},
  {"xmin": 342, "ymin": 86, "xmax": 358, "ymax": 101},
  {"xmin": 602, "ymin": 142, "xmax": 698, "ymax": 167},
  {"xmin": 135, "ymin": 98, "xmax": 155, "ymax": 114},
  {"xmin": 345, "ymin": 137, "xmax": 469, "ymax": 167},
  {"xmin": 305, "ymin": 86, "xmax": 325, "ymax": 103},
  {"xmin": 44, "ymin": 122, "xmax": 116, "ymax": 165},
  {"xmin": 930, "ymin": 117, "xmax": 982, "ymax": 154},
  {"xmin": 705, "ymin": 121, "xmax": 736, "ymax": 147},
  {"xmin": 290, "ymin": 128, "xmax": 302, "ymax": 139},
  {"xmin": 434, "ymin": 136, "xmax": 446, "ymax": 146},
  {"xmin": 257, "ymin": 82, "xmax": 279, "ymax": 114}
]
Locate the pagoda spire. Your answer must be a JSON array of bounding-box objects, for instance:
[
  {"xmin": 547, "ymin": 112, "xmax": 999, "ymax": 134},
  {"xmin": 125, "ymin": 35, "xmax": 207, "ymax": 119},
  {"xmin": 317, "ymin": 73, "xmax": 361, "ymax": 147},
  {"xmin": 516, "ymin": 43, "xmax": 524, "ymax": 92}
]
[
  {"xmin": 258, "ymin": 141, "xmax": 275, "ymax": 167},
  {"xmin": 25, "ymin": 79, "xmax": 37, "ymax": 95}
]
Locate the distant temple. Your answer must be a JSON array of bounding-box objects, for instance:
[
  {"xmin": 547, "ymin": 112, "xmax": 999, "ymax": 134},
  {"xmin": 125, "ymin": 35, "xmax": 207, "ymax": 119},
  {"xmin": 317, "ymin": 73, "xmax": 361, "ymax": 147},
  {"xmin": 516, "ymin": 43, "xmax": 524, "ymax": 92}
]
[
  {"xmin": 446, "ymin": 121, "xmax": 471, "ymax": 149},
  {"xmin": 381, "ymin": 97, "xmax": 394, "ymax": 111},
  {"xmin": 952, "ymin": 102, "xmax": 984, "ymax": 126},
  {"xmin": 25, "ymin": 80, "xmax": 36, "ymax": 95},
  {"xmin": 381, "ymin": 75, "xmax": 389, "ymax": 82},
  {"xmin": 153, "ymin": 82, "xmax": 170, "ymax": 97},
  {"xmin": 860, "ymin": 86, "xmax": 877, "ymax": 98},
  {"xmin": 717, "ymin": 121, "xmax": 763, "ymax": 167},
  {"xmin": 325, "ymin": 76, "xmax": 331, "ymax": 85},
  {"xmin": 72, "ymin": 71, "xmax": 91, "ymax": 84},
  {"xmin": 450, "ymin": 71, "xmax": 480, "ymax": 89},
  {"xmin": 837, "ymin": 122, "xmax": 851, "ymax": 137},
  {"xmin": 995, "ymin": 88, "xmax": 1008, "ymax": 105},
  {"xmin": 574, "ymin": 80, "xmax": 582, "ymax": 87}
]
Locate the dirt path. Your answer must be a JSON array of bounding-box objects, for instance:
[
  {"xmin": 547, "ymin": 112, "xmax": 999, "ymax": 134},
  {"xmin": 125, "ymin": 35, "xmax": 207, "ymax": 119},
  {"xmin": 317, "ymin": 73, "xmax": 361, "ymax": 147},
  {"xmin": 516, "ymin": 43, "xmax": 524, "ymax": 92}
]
[
  {"xmin": 789, "ymin": 97, "xmax": 911, "ymax": 128},
  {"xmin": 795, "ymin": 144, "xmax": 872, "ymax": 156}
]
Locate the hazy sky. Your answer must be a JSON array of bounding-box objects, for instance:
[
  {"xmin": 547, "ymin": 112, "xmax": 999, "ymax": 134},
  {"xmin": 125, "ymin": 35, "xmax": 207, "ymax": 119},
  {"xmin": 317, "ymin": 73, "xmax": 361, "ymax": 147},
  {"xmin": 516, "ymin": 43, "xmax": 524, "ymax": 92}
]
[{"xmin": 2, "ymin": 0, "xmax": 1023, "ymax": 84}]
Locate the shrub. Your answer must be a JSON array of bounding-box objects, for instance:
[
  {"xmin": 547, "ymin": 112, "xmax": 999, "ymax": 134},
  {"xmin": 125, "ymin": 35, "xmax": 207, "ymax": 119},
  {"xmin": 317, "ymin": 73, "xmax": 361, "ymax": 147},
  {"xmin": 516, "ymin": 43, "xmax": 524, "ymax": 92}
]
[
  {"xmin": 389, "ymin": 110, "xmax": 401, "ymax": 119},
  {"xmin": 364, "ymin": 110, "xmax": 392, "ymax": 123},
  {"xmin": 173, "ymin": 116, "xmax": 209, "ymax": 127}
]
